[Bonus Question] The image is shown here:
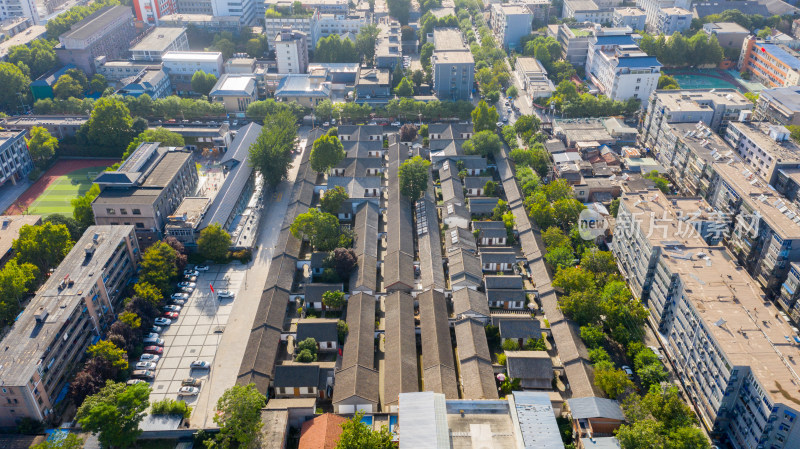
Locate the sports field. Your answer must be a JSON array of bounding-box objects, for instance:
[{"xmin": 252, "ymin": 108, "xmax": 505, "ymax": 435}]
[
  {"xmin": 5, "ymin": 159, "xmax": 118, "ymax": 216},
  {"xmin": 25, "ymin": 167, "xmax": 100, "ymax": 215}
]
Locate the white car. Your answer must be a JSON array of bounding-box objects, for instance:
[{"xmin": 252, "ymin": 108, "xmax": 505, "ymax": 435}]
[
  {"xmin": 190, "ymin": 360, "xmax": 210, "ymax": 369},
  {"xmin": 185, "ymin": 275, "xmax": 197, "ymax": 282},
  {"xmin": 181, "ymin": 286, "xmax": 194, "ymax": 293},
  {"xmin": 194, "ymin": 265, "xmax": 210, "ymax": 271},
  {"xmin": 390, "ymin": 121, "xmax": 401, "ymax": 127},
  {"xmin": 171, "ymin": 293, "xmax": 189, "ymax": 300},
  {"xmin": 135, "ymin": 361, "xmax": 157, "ymax": 370},
  {"xmin": 170, "ymin": 298, "xmax": 186, "ymax": 306},
  {"xmin": 217, "ymin": 290, "xmax": 235, "ymax": 299},
  {"xmin": 368, "ymin": 121, "xmax": 377, "ymax": 125},
  {"xmin": 647, "ymin": 346, "xmax": 664, "ymax": 360},
  {"xmin": 140, "ymin": 354, "xmax": 160, "ymax": 363},
  {"xmin": 163, "ymin": 305, "xmax": 182, "ymax": 312},
  {"xmin": 178, "ymin": 386, "xmax": 200, "ymax": 396},
  {"xmin": 146, "ymin": 332, "xmax": 159, "ymax": 340},
  {"xmin": 323, "ymin": 121, "xmax": 330, "ymax": 127},
  {"xmin": 183, "ymin": 269, "xmax": 199, "ymax": 277},
  {"xmin": 178, "ymin": 282, "xmax": 196, "ymax": 288},
  {"xmin": 154, "ymin": 318, "xmax": 172, "ymax": 326},
  {"xmin": 621, "ymin": 365, "xmax": 634, "ymax": 376}
]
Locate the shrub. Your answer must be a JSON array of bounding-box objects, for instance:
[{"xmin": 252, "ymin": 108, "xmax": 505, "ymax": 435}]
[{"xmin": 150, "ymin": 399, "xmax": 192, "ymax": 418}]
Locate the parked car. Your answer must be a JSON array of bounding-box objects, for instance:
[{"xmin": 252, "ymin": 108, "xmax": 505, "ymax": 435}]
[
  {"xmin": 181, "ymin": 286, "xmax": 194, "ymax": 293},
  {"xmin": 194, "ymin": 265, "xmax": 209, "ymax": 271},
  {"xmin": 135, "ymin": 361, "xmax": 157, "ymax": 370},
  {"xmin": 368, "ymin": 121, "xmax": 377, "ymax": 125},
  {"xmin": 190, "ymin": 360, "xmax": 210, "ymax": 369},
  {"xmin": 621, "ymin": 365, "xmax": 634, "ymax": 376},
  {"xmin": 390, "ymin": 121, "xmax": 401, "ymax": 127},
  {"xmin": 146, "ymin": 332, "xmax": 160, "ymax": 340},
  {"xmin": 144, "ymin": 337, "xmax": 165, "ymax": 346},
  {"xmin": 163, "ymin": 305, "xmax": 182, "ymax": 312},
  {"xmin": 647, "ymin": 346, "xmax": 664, "ymax": 360},
  {"xmin": 178, "ymin": 282, "xmax": 196, "ymax": 288},
  {"xmin": 154, "ymin": 318, "xmax": 172, "ymax": 326},
  {"xmin": 127, "ymin": 379, "xmax": 146, "ymax": 385},
  {"xmin": 217, "ymin": 290, "xmax": 235, "ymax": 299},
  {"xmin": 183, "ymin": 269, "xmax": 199, "ymax": 277},
  {"xmin": 178, "ymin": 386, "xmax": 200, "ymax": 396},
  {"xmin": 164, "ymin": 311, "xmax": 179, "ymax": 319},
  {"xmin": 323, "ymin": 121, "xmax": 330, "ymax": 127},
  {"xmin": 140, "ymin": 354, "xmax": 160, "ymax": 363},
  {"xmin": 150, "ymin": 325, "xmax": 162, "ymax": 333},
  {"xmin": 171, "ymin": 293, "xmax": 189, "ymax": 300},
  {"xmin": 496, "ymin": 122, "xmax": 504, "ymax": 128},
  {"xmin": 132, "ymin": 370, "xmax": 155, "ymax": 380},
  {"xmin": 185, "ymin": 275, "xmax": 197, "ymax": 282},
  {"xmin": 170, "ymin": 298, "xmax": 186, "ymax": 306},
  {"xmin": 182, "ymin": 378, "xmax": 202, "ymax": 387},
  {"xmin": 144, "ymin": 346, "xmax": 164, "ymax": 354}
]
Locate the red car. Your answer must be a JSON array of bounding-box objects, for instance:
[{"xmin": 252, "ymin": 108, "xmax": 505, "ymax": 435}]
[
  {"xmin": 164, "ymin": 311, "xmax": 179, "ymax": 319},
  {"xmin": 144, "ymin": 346, "xmax": 164, "ymax": 354}
]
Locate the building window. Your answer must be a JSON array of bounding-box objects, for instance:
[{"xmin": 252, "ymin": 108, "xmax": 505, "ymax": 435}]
[
  {"xmin": 136, "ymin": 223, "xmax": 145, "ymax": 229},
  {"xmin": 120, "ymin": 208, "xmax": 127, "ymax": 215},
  {"xmin": 132, "ymin": 209, "xmax": 141, "ymax": 215},
  {"xmin": 106, "ymin": 208, "xmax": 116, "ymax": 214}
]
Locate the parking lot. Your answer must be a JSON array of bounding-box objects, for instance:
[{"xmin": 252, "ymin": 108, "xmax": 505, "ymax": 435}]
[{"xmin": 147, "ymin": 265, "xmax": 247, "ymax": 407}]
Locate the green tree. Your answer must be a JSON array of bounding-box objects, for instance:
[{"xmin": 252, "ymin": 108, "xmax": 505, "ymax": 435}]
[
  {"xmin": 644, "ymin": 170, "xmax": 669, "ymax": 194},
  {"xmin": 616, "ymin": 420, "xmax": 665, "ymax": 449},
  {"xmin": 208, "ymin": 384, "xmax": 267, "ymax": 448},
  {"xmin": 609, "ymin": 198, "xmax": 620, "ymax": 217},
  {"xmin": 463, "ymin": 130, "xmax": 501, "ymax": 156},
  {"xmin": 657, "ymin": 74, "xmax": 680, "ymax": 90},
  {"xmin": 506, "ymin": 85, "xmax": 518, "ymax": 98},
  {"xmin": 310, "ymin": 134, "xmax": 346, "ymax": 173},
  {"xmin": 544, "ymin": 245, "xmax": 575, "ymax": 271},
  {"xmin": 211, "ymin": 38, "xmax": 235, "ymax": 59},
  {"xmin": 119, "ymin": 311, "xmax": 141, "ymax": 329},
  {"xmin": 26, "ymin": 126, "xmax": 58, "ymax": 168},
  {"xmin": 398, "ymin": 155, "xmax": 431, "ymax": 203},
  {"xmin": 122, "ymin": 128, "xmax": 185, "ymax": 161},
  {"xmin": 420, "ymin": 42, "xmax": 434, "ymax": 69},
  {"xmin": 84, "ymin": 97, "xmax": 134, "ymax": 151},
  {"xmin": 248, "ymin": 110, "xmax": 297, "ymax": 188},
  {"xmin": 90, "ymin": 74, "xmax": 108, "ymax": 94},
  {"xmin": 290, "ymin": 208, "xmax": 342, "ymax": 251},
  {"xmin": 320, "ymin": 185, "xmax": 349, "ymax": 214},
  {"xmin": 87, "ymin": 340, "xmax": 128, "ymax": 371},
  {"xmin": 30, "ymin": 432, "xmax": 84, "ymax": 449},
  {"xmin": 542, "ymin": 227, "xmax": 570, "ymax": 248},
  {"xmin": 394, "ymin": 77, "xmax": 414, "ymax": 96},
  {"xmin": 356, "ymin": 24, "xmax": 380, "ymax": 62},
  {"xmin": 138, "ymin": 241, "xmax": 178, "ymax": 294},
  {"xmin": 502, "ymin": 339, "xmax": 520, "ymax": 351},
  {"xmin": 471, "ymin": 100, "xmax": 499, "ymax": 132},
  {"xmin": 0, "ymin": 260, "xmax": 38, "ymax": 321},
  {"xmin": 53, "ymin": 74, "xmax": 83, "ymax": 99},
  {"xmin": 315, "ymin": 99, "xmax": 334, "ymax": 121},
  {"xmin": 322, "ymin": 290, "xmax": 346, "ymax": 308},
  {"xmin": 134, "ymin": 281, "xmax": 163, "ymax": 307},
  {"xmin": 336, "ymin": 411, "xmax": 395, "ymax": 449},
  {"xmin": 594, "ymin": 364, "xmax": 634, "ymax": 399},
  {"xmin": 0, "ymin": 62, "xmax": 30, "ymax": 112},
  {"xmin": 315, "ymin": 34, "xmax": 359, "ymax": 63},
  {"xmin": 296, "ymin": 349, "xmax": 316, "ymax": 362},
  {"xmin": 580, "ymin": 324, "xmax": 605, "ymax": 348},
  {"xmin": 76, "ymin": 381, "xmax": 150, "ymax": 449},
  {"xmin": 13, "ymin": 222, "xmax": 73, "ymax": 275},
  {"xmin": 386, "ymin": 0, "xmax": 411, "ymax": 23},
  {"xmin": 191, "ymin": 70, "xmax": 217, "ymax": 96},
  {"xmin": 580, "ymin": 249, "xmax": 617, "ymax": 282},
  {"xmin": 71, "ymin": 184, "xmax": 100, "ymax": 231},
  {"xmin": 525, "ymin": 337, "xmax": 547, "ymax": 351},
  {"xmin": 197, "ymin": 224, "xmax": 231, "ymax": 262}
]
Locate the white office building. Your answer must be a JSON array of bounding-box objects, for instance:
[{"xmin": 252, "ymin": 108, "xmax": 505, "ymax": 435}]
[
  {"xmin": 275, "ymin": 28, "xmax": 308, "ymax": 74},
  {"xmin": 655, "ymin": 7, "xmax": 691, "ymax": 35},
  {"xmin": 585, "ymin": 34, "xmax": 661, "ymax": 101},
  {"xmin": 162, "ymin": 51, "xmax": 224, "ymax": 84}
]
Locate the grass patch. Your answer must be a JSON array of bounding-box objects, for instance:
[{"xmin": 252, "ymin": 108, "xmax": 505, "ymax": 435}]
[{"xmin": 27, "ymin": 166, "xmax": 106, "ymax": 216}]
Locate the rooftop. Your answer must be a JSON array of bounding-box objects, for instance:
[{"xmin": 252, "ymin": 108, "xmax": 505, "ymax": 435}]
[
  {"xmin": 433, "ymin": 28, "xmax": 469, "ymax": 52},
  {"xmin": 60, "ymin": 5, "xmax": 131, "ymax": 42},
  {"xmin": 0, "ymin": 226, "xmax": 135, "ymax": 386},
  {"xmin": 655, "ymin": 89, "xmax": 752, "ymax": 112},
  {"xmin": 759, "ymin": 43, "xmax": 800, "ymax": 70},
  {"xmin": 493, "ymin": 3, "xmax": 531, "ymax": 15},
  {"xmin": 565, "ymin": 0, "xmax": 602, "ymax": 12},
  {"xmin": 511, "ymin": 391, "xmax": 565, "ymax": 449},
  {"xmin": 131, "ymin": 27, "xmax": 186, "ymax": 52},
  {"xmin": 567, "ymin": 396, "xmax": 625, "ymax": 421},
  {"xmin": 162, "ymin": 51, "xmax": 223, "ymax": 62},
  {"xmin": 0, "ymin": 215, "xmax": 41, "ymax": 261},
  {"xmin": 659, "ymin": 6, "xmax": 691, "ymax": 14},
  {"xmin": 211, "ymin": 74, "xmax": 256, "ymax": 96},
  {"xmin": 728, "ymin": 121, "xmax": 800, "ymax": 162},
  {"xmin": 275, "ymin": 75, "xmax": 331, "ymax": 97},
  {"xmin": 614, "ymin": 7, "xmax": 645, "ymax": 16},
  {"xmin": 704, "ymin": 22, "xmax": 750, "ymax": 33}
]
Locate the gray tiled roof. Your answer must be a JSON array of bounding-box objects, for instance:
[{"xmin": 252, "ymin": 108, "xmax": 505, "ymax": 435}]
[
  {"xmin": 469, "ymin": 197, "xmax": 499, "ymax": 215},
  {"xmin": 273, "ymin": 364, "xmax": 320, "ymax": 388},
  {"xmin": 349, "ymin": 254, "xmax": 377, "ymax": 292},
  {"xmin": 506, "ymin": 351, "xmax": 553, "ymax": 388},
  {"xmin": 444, "ymin": 226, "xmax": 477, "ymax": 254},
  {"xmin": 567, "ymin": 397, "xmax": 625, "ymax": 421},
  {"xmin": 448, "ymin": 248, "xmax": 483, "ymax": 287},
  {"xmin": 310, "ymin": 252, "xmax": 329, "ymax": 270},
  {"xmin": 487, "ymin": 289, "xmax": 527, "ymax": 304},
  {"xmin": 440, "ymin": 177, "xmax": 465, "ymax": 204},
  {"xmin": 341, "ymin": 292, "xmax": 375, "ymax": 369},
  {"xmin": 464, "ymin": 176, "xmax": 492, "ymax": 190},
  {"xmin": 472, "ymin": 221, "xmax": 506, "ymax": 230},
  {"xmin": 452, "ymin": 288, "xmax": 490, "ymax": 318},
  {"xmin": 332, "ymin": 364, "xmax": 379, "ymax": 405},
  {"xmin": 480, "ymin": 250, "xmax": 516, "ymax": 265},
  {"xmin": 296, "ymin": 319, "xmax": 338, "ymax": 343},
  {"xmin": 454, "ymin": 317, "xmax": 498, "ymax": 399},
  {"xmin": 498, "ymin": 318, "xmax": 541, "ymax": 340},
  {"xmin": 383, "ymin": 291, "xmax": 420, "ymax": 406},
  {"xmin": 418, "ymin": 290, "xmax": 459, "ymax": 398},
  {"xmin": 302, "ymin": 283, "xmax": 342, "ymax": 304},
  {"xmin": 352, "ymin": 201, "xmax": 379, "ymax": 258},
  {"xmin": 383, "ymin": 250, "xmax": 415, "ymax": 291},
  {"xmin": 484, "ymin": 275, "xmax": 523, "ymax": 290}
]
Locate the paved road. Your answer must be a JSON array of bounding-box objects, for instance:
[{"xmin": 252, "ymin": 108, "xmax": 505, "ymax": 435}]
[{"xmin": 190, "ymin": 127, "xmax": 314, "ymax": 428}]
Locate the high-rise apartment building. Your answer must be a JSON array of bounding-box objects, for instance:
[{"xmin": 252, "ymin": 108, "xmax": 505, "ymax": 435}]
[{"xmin": 0, "ymin": 129, "xmax": 33, "ymax": 188}]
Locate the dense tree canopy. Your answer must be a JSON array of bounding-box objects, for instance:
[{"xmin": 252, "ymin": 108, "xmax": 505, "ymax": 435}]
[
  {"xmin": 209, "ymin": 384, "xmax": 267, "ymax": 448},
  {"xmin": 26, "ymin": 126, "xmax": 58, "ymax": 169},
  {"xmin": 248, "ymin": 110, "xmax": 298, "ymax": 188},
  {"xmin": 76, "ymin": 381, "xmax": 150, "ymax": 449},
  {"xmin": 138, "ymin": 241, "xmax": 178, "ymax": 294},
  {"xmin": 315, "ymin": 34, "xmax": 359, "ymax": 63},
  {"xmin": 471, "ymin": 100, "xmax": 499, "ymax": 132},
  {"xmin": 198, "ymin": 224, "xmax": 231, "ymax": 262},
  {"xmin": 290, "ymin": 208, "xmax": 342, "ymax": 251},
  {"xmin": 0, "ymin": 62, "xmax": 30, "ymax": 112},
  {"xmin": 84, "ymin": 97, "xmax": 134, "ymax": 152},
  {"xmin": 310, "ymin": 134, "xmax": 346, "ymax": 173},
  {"xmin": 398, "ymin": 155, "xmax": 431, "ymax": 203},
  {"xmin": 191, "ymin": 70, "xmax": 218, "ymax": 96}
]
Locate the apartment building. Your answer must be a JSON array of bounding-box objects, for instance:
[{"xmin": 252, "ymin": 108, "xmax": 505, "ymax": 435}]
[
  {"xmin": 275, "ymin": 28, "xmax": 308, "ymax": 74},
  {"xmin": 490, "ymin": 3, "xmax": 532, "ymax": 51},
  {"xmin": 612, "ymin": 191, "xmax": 800, "ymax": 449},
  {"xmin": 0, "ymin": 0, "xmax": 37, "ymax": 24},
  {"xmin": 375, "ymin": 19, "xmax": 402, "ymax": 69},
  {"xmin": 754, "ymin": 87, "xmax": 800, "ymax": 126},
  {"xmin": 311, "ymin": 11, "xmax": 367, "ymax": 45},
  {"xmin": 95, "ymin": 58, "xmax": 161, "ymax": 82},
  {"xmin": 162, "ymin": 51, "xmax": 224, "ymax": 86},
  {"xmin": 739, "ymin": 37, "xmax": 800, "ymax": 88},
  {"xmin": 0, "ymin": 129, "xmax": 33, "ymax": 187},
  {"xmin": 431, "ymin": 28, "xmax": 474, "ymax": 101},
  {"xmin": 55, "ymin": 5, "xmax": 139, "ymax": 74},
  {"xmin": 264, "ymin": 12, "xmax": 314, "ymax": 50},
  {"xmin": 640, "ymin": 89, "xmax": 752, "ymax": 149},
  {"xmin": 134, "ymin": 0, "xmax": 177, "ymax": 23},
  {"xmin": 779, "ymin": 262, "xmax": 800, "ymax": 320},
  {"xmin": 654, "ymin": 7, "xmax": 691, "ymax": 35},
  {"xmin": 158, "ymin": 13, "xmax": 240, "ymax": 31},
  {"xmin": 635, "ymin": 0, "xmax": 689, "ymax": 29},
  {"xmin": 562, "ymin": 0, "xmax": 614, "ymax": 24},
  {"xmin": 118, "ymin": 68, "xmax": 172, "ymax": 99},
  {"xmin": 514, "ymin": 57, "xmax": 554, "ymax": 100},
  {"xmin": 613, "ymin": 7, "xmax": 646, "ymax": 30},
  {"xmin": 129, "ymin": 27, "xmax": 189, "ymax": 61},
  {"xmin": 92, "ymin": 143, "xmax": 198, "ymax": 245},
  {"xmin": 0, "ymin": 226, "xmax": 139, "ymax": 427},
  {"xmin": 585, "ymin": 34, "xmax": 661, "ymax": 101},
  {"xmin": 724, "ymin": 121, "xmax": 800, "ymax": 185}
]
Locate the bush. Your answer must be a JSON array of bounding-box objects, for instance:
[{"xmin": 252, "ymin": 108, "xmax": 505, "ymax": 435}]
[
  {"xmin": 501, "ymin": 339, "xmax": 520, "ymax": 351},
  {"xmin": 150, "ymin": 399, "xmax": 192, "ymax": 418},
  {"xmin": 229, "ymin": 249, "xmax": 252, "ymax": 263},
  {"xmin": 588, "ymin": 347, "xmax": 611, "ymax": 364}
]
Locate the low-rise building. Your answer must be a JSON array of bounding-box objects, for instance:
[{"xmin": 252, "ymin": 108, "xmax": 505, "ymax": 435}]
[
  {"xmin": 157, "ymin": 13, "xmax": 241, "ymax": 33},
  {"xmin": 498, "ymin": 317, "xmax": 540, "ymax": 344},
  {"xmin": 515, "ymin": 57, "xmax": 556, "ymax": 100},
  {"xmin": 354, "ymin": 68, "xmax": 391, "ymax": 104},
  {"xmin": 161, "ymin": 51, "xmax": 224, "ymax": 87},
  {"xmin": 702, "ymin": 22, "xmax": 749, "ymax": 49},
  {"xmin": 95, "ymin": 58, "xmax": 161, "ymax": 82},
  {"xmin": 275, "ymin": 73, "xmax": 331, "ymax": 107},
  {"xmin": 55, "ymin": 5, "xmax": 138, "ymax": 74},
  {"xmin": 0, "ymin": 116, "xmax": 87, "ymax": 139},
  {"xmin": 130, "ymin": 27, "xmax": 189, "ymax": 61},
  {"xmin": 490, "ymin": 3, "xmax": 532, "ymax": 51},
  {"xmin": 0, "ymin": 215, "xmax": 41, "ymax": 267},
  {"xmin": 754, "ymin": 86, "xmax": 800, "ymax": 126},
  {"xmin": 562, "ymin": 0, "xmax": 614, "ymax": 24},
  {"xmin": 275, "ymin": 28, "xmax": 308, "ymax": 74},
  {"xmin": 566, "ymin": 397, "xmax": 625, "ymax": 446},
  {"xmin": 613, "ymin": 7, "xmax": 646, "ymax": 30},
  {"xmin": 117, "ymin": 68, "xmax": 172, "ymax": 99},
  {"xmin": 654, "ymin": 7, "xmax": 691, "ymax": 35},
  {"xmin": 92, "ymin": 143, "xmax": 197, "ymax": 244},
  {"xmin": 739, "ymin": 36, "xmax": 800, "ymax": 88},
  {"xmin": 505, "ymin": 351, "xmax": 552, "ymax": 389},
  {"xmin": 472, "ymin": 221, "xmax": 508, "ymax": 246},
  {"xmin": 296, "ymin": 319, "xmax": 338, "ymax": 351},
  {"xmin": 0, "ymin": 226, "xmax": 139, "ymax": 427},
  {"xmin": 30, "ymin": 65, "xmax": 75, "ymax": 101},
  {"xmin": 210, "ymin": 74, "xmax": 257, "ymax": 112},
  {"xmin": 0, "ymin": 129, "xmax": 33, "ymax": 187}
]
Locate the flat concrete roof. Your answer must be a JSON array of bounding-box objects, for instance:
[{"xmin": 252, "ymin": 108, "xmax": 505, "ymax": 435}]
[
  {"xmin": 131, "ymin": 27, "xmax": 186, "ymax": 52},
  {"xmin": 0, "ymin": 215, "xmax": 41, "ymax": 261}
]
